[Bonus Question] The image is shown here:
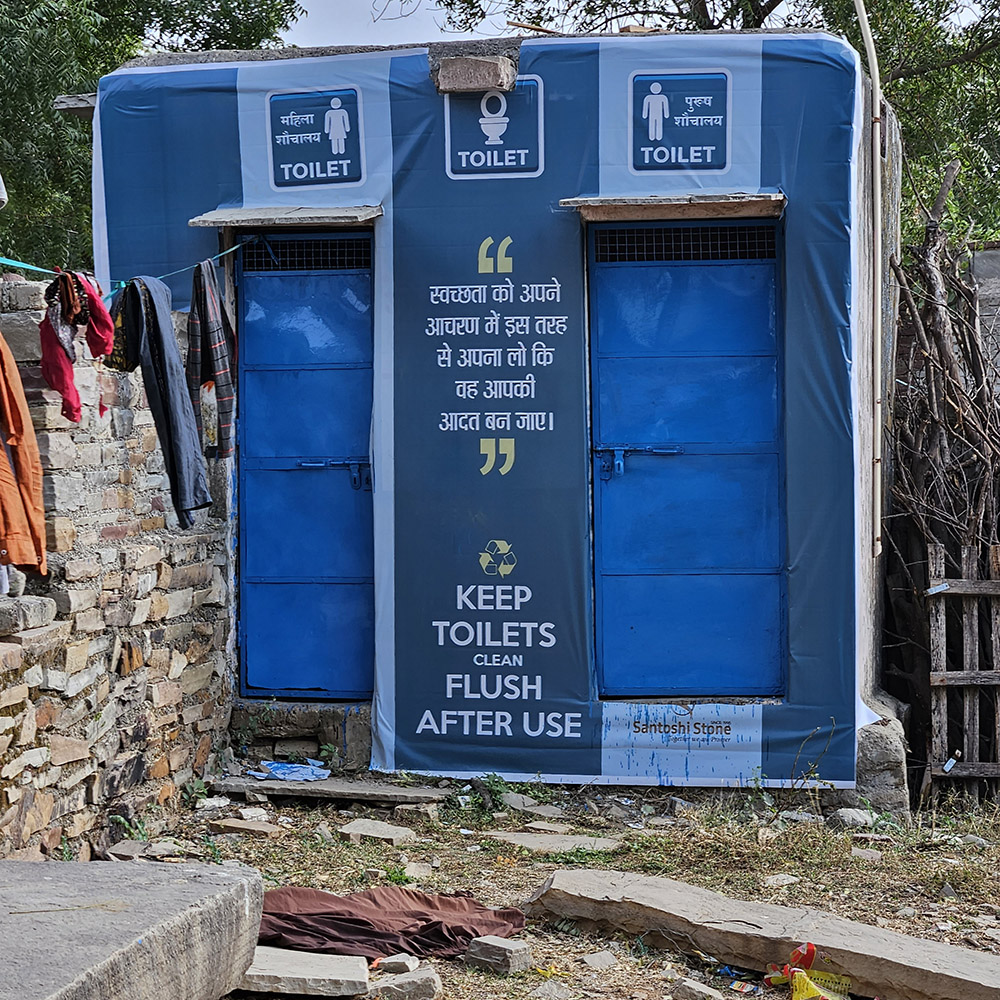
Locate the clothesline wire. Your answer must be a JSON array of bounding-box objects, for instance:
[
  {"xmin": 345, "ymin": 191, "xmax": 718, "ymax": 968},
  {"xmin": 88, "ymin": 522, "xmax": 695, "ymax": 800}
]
[{"xmin": 0, "ymin": 241, "xmax": 243, "ymax": 294}]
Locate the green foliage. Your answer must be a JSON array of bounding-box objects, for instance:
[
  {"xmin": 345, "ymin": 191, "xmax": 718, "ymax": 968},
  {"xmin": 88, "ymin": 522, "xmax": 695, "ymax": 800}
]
[
  {"xmin": 181, "ymin": 777, "xmax": 209, "ymax": 805},
  {"xmin": 0, "ymin": 0, "xmax": 303, "ymax": 270},
  {"xmin": 436, "ymin": 0, "xmax": 1000, "ymax": 240},
  {"xmin": 384, "ymin": 864, "xmax": 414, "ymax": 885},
  {"xmin": 109, "ymin": 813, "xmax": 150, "ymax": 841}
]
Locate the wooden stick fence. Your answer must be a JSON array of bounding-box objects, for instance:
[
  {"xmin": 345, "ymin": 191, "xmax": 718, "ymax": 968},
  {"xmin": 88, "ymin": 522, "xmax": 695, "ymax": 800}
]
[{"xmin": 928, "ymin": 542, "xmax": 1000, "ymax": 792}]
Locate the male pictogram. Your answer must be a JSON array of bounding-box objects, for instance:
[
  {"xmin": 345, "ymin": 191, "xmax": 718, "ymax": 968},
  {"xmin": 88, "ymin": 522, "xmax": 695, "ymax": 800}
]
[{"xmin": 642, "ymin": 82, "xmax": 670, "ymax": 142}]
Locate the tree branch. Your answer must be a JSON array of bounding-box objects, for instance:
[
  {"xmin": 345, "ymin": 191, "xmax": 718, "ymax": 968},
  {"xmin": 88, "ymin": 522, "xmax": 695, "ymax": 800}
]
[{"xmin": 885, "ymin": 35, "xmax": 1000, "ymax": 83}]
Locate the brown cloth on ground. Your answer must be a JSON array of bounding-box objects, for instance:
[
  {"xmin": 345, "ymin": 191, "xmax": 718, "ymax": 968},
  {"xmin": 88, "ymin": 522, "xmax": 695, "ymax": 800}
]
[
  {"xmin": 258, "ymin": 885, "xmax": 525, "ymax": 960},
  {"xmin": 0, "ymin": 330, "xmax": 46, "ymax": 574}
]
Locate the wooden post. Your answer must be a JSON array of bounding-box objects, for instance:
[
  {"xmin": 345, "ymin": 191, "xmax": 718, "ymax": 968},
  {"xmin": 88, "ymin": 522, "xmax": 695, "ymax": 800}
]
[
  {"xmin": 929, "ymin": 542, "xmax": 948, "ymax": 778},
  {"xmin": 962, "ymin": 546, "xmax": 980, "ymax": 781}
]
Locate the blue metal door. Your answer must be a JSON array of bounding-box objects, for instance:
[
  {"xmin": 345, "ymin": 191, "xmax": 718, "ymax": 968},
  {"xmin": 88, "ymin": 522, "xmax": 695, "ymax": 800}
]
[
  {"xmin": 590, "ymin": 224, "xmax": 785, "ymax": 698},
  {"xmin": 238, "ymin": 234, "xmax": 374, "ymax": 699}
]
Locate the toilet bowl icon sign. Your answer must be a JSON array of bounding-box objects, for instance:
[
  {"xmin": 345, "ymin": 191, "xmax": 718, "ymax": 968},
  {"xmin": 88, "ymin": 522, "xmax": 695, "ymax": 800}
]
[
  {"xmin": 446, "ymin": 76, "xmax": 544, "ymax": 180},
  {"xmin": 479, "ymin": 91, "xmax": 510, "ymax": 145}
]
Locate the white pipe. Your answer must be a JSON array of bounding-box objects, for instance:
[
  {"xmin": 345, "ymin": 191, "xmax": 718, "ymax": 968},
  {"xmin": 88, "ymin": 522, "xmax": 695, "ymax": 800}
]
[{"xmin": 851, "ymin": 0, "xmax": 884, "ymax": 559}]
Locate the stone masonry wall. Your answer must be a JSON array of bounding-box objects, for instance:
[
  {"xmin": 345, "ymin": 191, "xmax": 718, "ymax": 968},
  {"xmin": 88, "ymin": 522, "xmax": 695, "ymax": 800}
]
[{"xmin": 0, "ymin": 276, "xmax": 234, "ymax": 860}]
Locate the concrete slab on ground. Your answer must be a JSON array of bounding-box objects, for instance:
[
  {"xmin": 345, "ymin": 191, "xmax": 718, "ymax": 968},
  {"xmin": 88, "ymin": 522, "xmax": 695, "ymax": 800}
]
[
  {"xmin": 0, "ymin": 859, "xmax": 262, "ymax": 1000},
  {"xmin": 211, "ymin": 776, "xmax": 447, "ymax": 806},
  {"xmin": 525, "ymin": 869, "xmax": 1000, "ymax": 1000},
  {"xmin": 485, "ymin": 831, "xmax": 622, "ymax": 854},
  {"xmin": 239, "ymin": 946, "xmax": 368, "ymax": 995}
]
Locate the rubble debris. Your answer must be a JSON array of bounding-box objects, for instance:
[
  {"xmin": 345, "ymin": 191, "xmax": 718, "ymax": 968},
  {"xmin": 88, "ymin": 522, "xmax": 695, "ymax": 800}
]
[
  {"xmin": 531, "ymin": 983, "xmax": 573, "ymax": 999},
  {"xmin": 339, "ymin": 819, "xmax": 417, "ymax": 847},
  {"xmin": 377, "ymin": 953, "xmax": 420, "ymax": 973},
  {"xmin": 370, "ymin": 966, "xmax": 443, "ymax": 999},
  {"xmin": 211, "ymin": 774, "xmax": 447, "ymax": 805},
  {"xmin": 582, "ymin": 949, "xmax": 618, "ymax": 969},
  {"xmin": 672, "ymin": 979, "xmax": 725, "ymax": 1000},
  {"xmin": 763, "ymin": 874, "xmax": 800, "ymax": 887},
  {"xmin": 485, "ymin": 831, "xmax": 622, "ymax": 854},
  {"xmin": 195, "ymin": 795, "xmax": 231, "ymax": 810},
  {"xmin": 240, "ymin": 806, "xmax": 270, "ymax": 822},
  {"xmin": 825, "ymin": 808, "xmax": 876, "ymax": 830},
  {"xmin": 464, "ymin": 934, "xmax": 534, "ymax": 974},
  {"xmin": 525, "ymin": 821, "xmax": 573, "ymax": 834},
  {"xmin": 239, "ymin": 945, "xmax": 369, "ymax": 995},
  {"xmin": 395, "ymin": 803, "xmax": 440, "ymax": 822},
  {"xmin": 404, "ymin": 862, "xmax": 434, "ymax": 879},
  {"xmin": 208, "ymin": 817, "xmax": 283, "ymax": 838},
  {"xmin": 499, "ymin": 791, "xmax": 566, "ymax": 819},
  {"xmin": 525, "ymin": 869, "xmax": 1000, "ymax": 1000}
]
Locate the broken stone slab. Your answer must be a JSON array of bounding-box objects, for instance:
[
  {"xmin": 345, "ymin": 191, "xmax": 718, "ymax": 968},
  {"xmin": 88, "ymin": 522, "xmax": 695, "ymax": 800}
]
[
  {"xmin": 498, "ymin": 791, "xmax": 565, "ymax": 820},
  {"xmin": 524, "ymin": 821, "xmax": 572, "ymax": 834},
  {"xmin": 485, "ymin": 831, "xmax": 622, "ymax": 854},
  {"xmin": 211, "ymin": 775, "xmax": 447, "ymax": 806},
  {"xmin": 404, "ymin": 862, "xmax": 434, "ymax": 879},
  {"xmin": 239, "ymin": 946, "xmax": 368, "ymax": 996},
  {"xmin": 106, "ymin": 839, "xmax": 149, "ymax": 861},
  {"xmin": 0, "ymin": 859, "xmax": 261, "ymax": 1000},
  {"xmin": 582, "ymin": 950, "xmax": 618, "ymax": 969},
  {"xmin": 435, "ymin": 55, "xmax": 516, "ymax": 94},
  {"xmin": 195, "ymin": 795, "xmax": 231, "ymax": 810},
  {"xmin": 826, "ymin": 807, "xmax": 876, "ymax": 830},
  {"xmin": 763, "ymin": 873, "xmax": 800, "ymax": 887},
  {"xmin": 369, "ymin": 965, "xmax": 443, "ymax": 999},
  {"xmin": 464, "ymin": 935, "xmax": 533, "ymax": 974},
  {"xmin": 378, "ymin": 954, "xmax": 419, "ymax": 974},
  {"xmin": 672, "ymin": 980, "xmax": 724, "ymax": 1000},
  {"xmin": 339, "ymin": 818, "xmax": 417, "ymax": 847},
  {"xmin": 531, "ymin": 983, "xmax": 573, "ymax": 999},
  {"xmin": 525, "ymin": 869, "xmax": 1000, "ymax": 1000},
  {"xmin": 209, "ymin": 817, "xmax": 283, "ymax": 838}
]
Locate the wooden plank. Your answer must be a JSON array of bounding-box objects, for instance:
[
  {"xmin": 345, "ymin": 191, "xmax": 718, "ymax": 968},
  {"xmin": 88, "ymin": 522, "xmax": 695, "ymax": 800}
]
[
  {"xmin": 992, "ymin": 545, "xmax": 1000, "ymax": 770},
  {"xmin": 929, "ymin": 543, "xmax": 948, "ymax": 771},
  {"xmin": 931, "ymin": 762, "xmax": 1000, "ymax": 778},
  {"xmin": 963, "ymin": 547, "xmax": 980, "ymax": 765},
  {"xmin": 930, "ymin": 671, "xmax": 1000, "ymax": 686},
  {"xmin": 926, "ymin": 578, "xmax": 1000, "ymax": 596},
  {"xmin": 209, "ymin": 775, "xmax": 449, "ymax": 805}
]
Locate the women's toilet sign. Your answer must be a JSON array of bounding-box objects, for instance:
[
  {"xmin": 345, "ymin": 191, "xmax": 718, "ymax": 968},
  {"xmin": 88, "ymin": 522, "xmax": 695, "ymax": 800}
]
[
  {"xmin": 629, "ymin": 70, "xmax": 730, "ymax": 172},
  {"xmin": 268, "ymin": 87, "xmax": 365, "ymax": 187}
]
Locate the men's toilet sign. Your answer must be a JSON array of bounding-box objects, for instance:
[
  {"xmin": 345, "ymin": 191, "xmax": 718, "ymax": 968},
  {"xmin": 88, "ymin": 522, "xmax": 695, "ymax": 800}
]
[
  {"xmin": 268, "ymin": 87, "xmax": 365, "ymax": 187},
  {"xmin": 629, "ymin": 71, "xmax": 729, "ymax": 172},
  {"xmin": 445, "ymin": 76, "xmax": 544, "ymax": 180}
]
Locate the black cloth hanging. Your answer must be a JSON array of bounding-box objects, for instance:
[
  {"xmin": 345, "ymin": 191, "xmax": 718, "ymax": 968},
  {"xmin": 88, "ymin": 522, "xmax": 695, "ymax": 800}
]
[{"xmin": 113, "ymin": 277, "xmax": 211, "ymax": 528}]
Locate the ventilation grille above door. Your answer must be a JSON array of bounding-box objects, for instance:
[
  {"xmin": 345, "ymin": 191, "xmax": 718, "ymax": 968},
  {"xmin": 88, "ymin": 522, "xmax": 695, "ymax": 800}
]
[
  {"xmin": 242, "ymin": 237, "xmax": 372, "ymax": 272},
  {"xmin": 593, "ymin": 226, "xmax": 776, "ymax": 263}
]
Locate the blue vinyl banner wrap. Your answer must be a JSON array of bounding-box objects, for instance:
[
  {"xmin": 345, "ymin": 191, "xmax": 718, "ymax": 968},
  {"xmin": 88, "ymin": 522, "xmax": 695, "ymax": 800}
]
[{"xmin": 93, "ymin": 32, "xmax": 867, "ymax": 787}]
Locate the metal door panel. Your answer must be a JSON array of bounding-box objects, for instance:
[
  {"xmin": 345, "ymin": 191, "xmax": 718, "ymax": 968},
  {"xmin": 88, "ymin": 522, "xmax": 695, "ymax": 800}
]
[
  {"xmin": 599, "ymin": 574, "xmax": 783, "ymax": 697},
  {"xmin": 242, "ymin": 468, "xmax": 373, "ymax": 580},
  {"xmin": 597, "ymin": 454, "xmax": 780, "ymax": 572},
  {"xmin": 598, "ymin": 357, "xmax": 778, "ymax": 445},
  {"xmin": 242, "ymin": 272, "xmax": 372, "ymax": 366},
  {"xmin": 242, "ymin": 369, "xmax": 372, "ymax": 458},
  {"xmin": 239, "ymin": 234, "xmax": 374, "ymax": 699},
  {"xmin": 593, "ymin": 264, "xmax": 777, "ymax": 357},
  {"xmin": 243, "ymin": 582, "xmax": 374, "ymax": 697},
  {"xmin": 590, "ymin": 223, "xmax": 784, "ymax": 699}
]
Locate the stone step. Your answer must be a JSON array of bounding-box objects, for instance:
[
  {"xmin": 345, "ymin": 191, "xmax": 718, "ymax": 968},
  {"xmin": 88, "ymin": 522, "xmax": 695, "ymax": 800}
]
[
  {"xmin": 525, "ymin": 869, "xmax": 1000, "ymax": 1000},
  {"xmin": 0, "ymin": 859, "xmax": 262, "ymax": 1000},
  {"xmin": 210, "ymin": 775, "xmax": 448, "ymax": 806}
]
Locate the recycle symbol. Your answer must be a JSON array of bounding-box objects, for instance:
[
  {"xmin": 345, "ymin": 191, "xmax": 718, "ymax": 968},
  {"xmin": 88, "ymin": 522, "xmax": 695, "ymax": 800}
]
[{"xmin": 479, "ymin": 539, "xmax": 517, "ymax": 577}]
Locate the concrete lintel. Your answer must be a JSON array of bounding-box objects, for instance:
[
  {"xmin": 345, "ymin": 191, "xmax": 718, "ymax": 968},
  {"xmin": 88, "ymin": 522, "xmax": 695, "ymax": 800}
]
[
  {"xmin": 435, "ymin": 55, "xmax": 517, "ymax": 93},
  {"xmin": 560, "ymin": 192, "xmax": 786, "ymax": 222},
  {"xmin": 0, "ymin": 859, "xmax": 262, "ymax": 1000},
  {"xmin": 53, "ymin": 94, "xmax": 96, "ymax": 121},
  {"xmin": 189, "ymin": 206, "xmax": 382, "ymax": 228}
]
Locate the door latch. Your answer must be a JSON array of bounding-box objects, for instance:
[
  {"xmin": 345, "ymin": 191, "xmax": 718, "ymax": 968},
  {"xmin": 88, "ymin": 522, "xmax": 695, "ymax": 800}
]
[{"xmin": 594, "ymin": 444, "xmax": 684, "ymax": 479}]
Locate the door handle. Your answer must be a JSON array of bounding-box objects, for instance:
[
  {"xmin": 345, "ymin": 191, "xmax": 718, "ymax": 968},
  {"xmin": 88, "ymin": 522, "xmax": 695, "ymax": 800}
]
[{"xmin": 594, "ymin": 444, "xmax": 684, "ymax": 480}]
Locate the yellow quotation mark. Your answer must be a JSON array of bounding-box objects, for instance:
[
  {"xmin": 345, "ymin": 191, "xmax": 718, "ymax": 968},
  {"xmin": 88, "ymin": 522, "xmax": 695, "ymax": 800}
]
[
  {"xmin": 478, "ymin": 236, "xmax": 513, "ymax": 274},
  {"xmin": 480, "ymin": 437, "xmax": 515, "ymax": 475}
]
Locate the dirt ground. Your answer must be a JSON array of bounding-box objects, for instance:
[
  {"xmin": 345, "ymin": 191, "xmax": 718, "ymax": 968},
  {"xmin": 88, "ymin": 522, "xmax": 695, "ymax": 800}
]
[{"xmin": 155, "ymin": 775, "xmax": 1000, "ymax": 998}]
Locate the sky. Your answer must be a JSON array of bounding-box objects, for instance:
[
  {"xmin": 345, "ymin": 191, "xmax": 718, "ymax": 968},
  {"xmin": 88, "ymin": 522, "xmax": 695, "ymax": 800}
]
[{"xmin": 281, "ymin": 0, "xmax": 505, "ymax": 48}]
